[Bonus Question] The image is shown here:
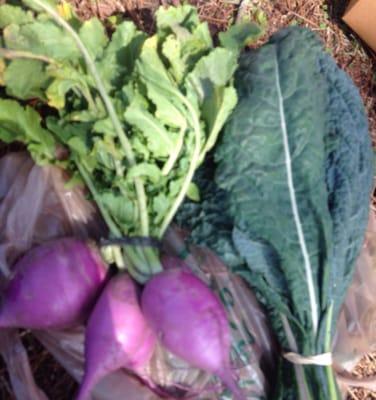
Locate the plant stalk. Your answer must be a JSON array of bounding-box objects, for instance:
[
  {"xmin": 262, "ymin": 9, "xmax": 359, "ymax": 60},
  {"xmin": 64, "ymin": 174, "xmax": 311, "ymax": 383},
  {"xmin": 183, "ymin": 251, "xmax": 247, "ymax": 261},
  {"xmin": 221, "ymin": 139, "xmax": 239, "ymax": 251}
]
[
  {"xmin": 76, "ymin": 161, "xmax": 122, "ymax": 237},
  {"xmin": 0, "ymin": 48, "xmax": 57, "ymax": 64},
  {"xmin": 159, "ymin": 93, "xmax": 202, "ymax": 237},
  {"xmin": 31, "ymin": 0, "xmax": 150, "ymax": 236},
  {"xmin": 280, "ymin": 315, "xmax": 313, "ymax": 400}
]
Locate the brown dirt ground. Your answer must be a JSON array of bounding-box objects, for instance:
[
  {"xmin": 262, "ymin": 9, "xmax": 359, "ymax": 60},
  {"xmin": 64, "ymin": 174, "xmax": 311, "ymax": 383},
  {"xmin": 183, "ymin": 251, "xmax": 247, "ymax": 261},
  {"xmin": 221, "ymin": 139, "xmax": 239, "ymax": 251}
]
[{"xmin": 0, "ymin": 1, "xmax": 375, "ymax": 399}]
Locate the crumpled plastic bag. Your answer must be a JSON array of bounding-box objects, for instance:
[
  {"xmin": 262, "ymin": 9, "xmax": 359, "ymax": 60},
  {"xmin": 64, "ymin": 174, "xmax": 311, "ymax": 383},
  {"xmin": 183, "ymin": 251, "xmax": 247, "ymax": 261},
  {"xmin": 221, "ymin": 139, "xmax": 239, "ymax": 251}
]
[
  {"xmin": 333, "ymin": 211, "xmax": 376, "ymax": 395},
  {"xmin": 0, "ymin": 152, "xmax": 274, "ymax": 400}
]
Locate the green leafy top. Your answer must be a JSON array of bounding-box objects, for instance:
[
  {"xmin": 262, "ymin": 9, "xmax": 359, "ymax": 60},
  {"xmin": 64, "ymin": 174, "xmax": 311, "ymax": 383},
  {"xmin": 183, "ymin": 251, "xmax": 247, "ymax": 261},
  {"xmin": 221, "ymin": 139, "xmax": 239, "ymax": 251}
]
[{"xmin": 0, "ymin": 0, "xmax": 261, "ymax": 280}]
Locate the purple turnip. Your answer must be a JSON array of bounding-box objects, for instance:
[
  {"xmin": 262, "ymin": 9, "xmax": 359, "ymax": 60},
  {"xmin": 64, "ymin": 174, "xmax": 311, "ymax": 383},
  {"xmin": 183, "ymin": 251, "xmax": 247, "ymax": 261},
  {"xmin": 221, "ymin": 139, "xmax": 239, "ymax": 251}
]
[
  {"xmin": 141, "ymin": 263, "xmax": 245, "ymax": 400},
  {"xmin": 0, "ymin": 238, "xmax": 107, "ymax": 329},
  {"xmin": 76, "ymin": 273, "xmax": 156, "ymax": 400}
]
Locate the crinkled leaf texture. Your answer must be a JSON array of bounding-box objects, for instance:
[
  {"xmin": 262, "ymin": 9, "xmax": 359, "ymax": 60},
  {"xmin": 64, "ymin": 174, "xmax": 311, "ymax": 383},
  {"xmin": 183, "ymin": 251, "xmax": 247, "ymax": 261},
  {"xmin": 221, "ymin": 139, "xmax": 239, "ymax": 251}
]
[{"xmin": 177, "ymin": 27, "xmax": 374, "ymax": 400}]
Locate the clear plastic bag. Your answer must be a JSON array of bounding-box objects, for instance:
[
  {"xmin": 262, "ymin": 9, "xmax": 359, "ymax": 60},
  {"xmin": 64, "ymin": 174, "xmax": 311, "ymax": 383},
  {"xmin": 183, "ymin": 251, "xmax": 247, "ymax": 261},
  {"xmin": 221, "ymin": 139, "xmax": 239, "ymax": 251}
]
[
  {"xmin": 334, "ymin": 211, "xmax": 376, "ymax": 395},
  {"xmin": 1, "ymin": 151, "xmax": 376, "ymax": 399},
  {"xmin": 0, "ymin": 152, "xmax": 273, "ymax": 400}
]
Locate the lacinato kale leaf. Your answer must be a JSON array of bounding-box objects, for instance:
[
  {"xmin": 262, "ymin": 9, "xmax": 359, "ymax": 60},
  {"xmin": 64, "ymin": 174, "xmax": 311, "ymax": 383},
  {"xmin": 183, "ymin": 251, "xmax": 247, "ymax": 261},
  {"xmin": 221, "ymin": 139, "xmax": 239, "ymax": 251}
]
[{"xmin": 176, "ymin": 27, "xmax": 374, "ymax": 399}]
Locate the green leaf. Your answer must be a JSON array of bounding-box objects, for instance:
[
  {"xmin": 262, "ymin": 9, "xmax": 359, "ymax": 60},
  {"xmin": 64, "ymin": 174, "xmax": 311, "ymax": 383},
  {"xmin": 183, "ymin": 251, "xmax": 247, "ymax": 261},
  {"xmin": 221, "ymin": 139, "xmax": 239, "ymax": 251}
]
[
  {"xmin": 3, "ymin": 20, "xmax": 80, "ymax": 61},
  {"xmin": 187, "ymin": 47, "xmax": 237, "ymax": 88},
  {"xmin": 97, "ymin": 21, "xmax": 146, "ymax": 90},
  {"xmin": 46, "ymin": 63, "xmax": 91, "ymax": 109},
  {"xmin": 127, "ymin": 163, "xmax": 162, "ymax": 183},
  {"xmin": 79, "ymin": 18, "xmax": 109, "ymax": 60},
  {"xmin": 93, "ymin": 118, "xmax": 117, "ymax": 137},
  {"xmin": 153, "ymin": 192, "xmax": 170, "ymax": 224},
  {"xmin": 4, "ymin": 59, "xmax": 50, "ymax": 100},
  {"xmin": 46, "ymin": 78, "xmax": 75, "ymax": 109},
  {"xmin": 156, "ymin": 4, "xmax": 200, "ymax": 36},
  {"xmin": 100, "ymin": 191, "xmax": 135, "ymax": 228},
  {"xmin": 124, "ymin": 100, "xmax": 174, "ymax": 157},
  {"xmin": 162, "ymin": 35, "xmax": 185, "ymax": 83},
  {"xmin": 181, "ymin": 23, "xmax": 213, "ymax": 70},
  {"xmin": 212, "ymin": 27, "xmax": 374, "ymax": 399},
  {"xmin": 161, "ymin": 22, "xmax": 213, "ymax": 83},
  {"xmin": 137, "ymin": 36, "xmax": 176, "ymax": 88},
  {"xmin": 46, "ymin": 117, "xmax": 91, "ymax": 152},
  {"xmin": 187, "ymin": 182, "xmax": 200, "ymax": 201},
  {"xmin": 201, "ymin": 85, "xmax": 237, "ymax": 153},
  {"xmin": 216, "ymin": 29, "xmax": 331, "ymax": 340},
  {"xmin": 219, "ymin": 22, "xmax": 262, "ymax": 52},
  {"xmin": 232, "ymin": 228, "xmax": 288, "ymax": 296},
  {"xmin": 185, "ymin": 49, "xmax": 238, "ymax": 141},
  {"xmin": 136, "ymin": 37, "xmax": 186, "ymax": 127},
  {"xmin": 68, "ymin": 136, "xmax": 89, "ymax": 156},
  {"xmin": 0, "ymin": 99, "xmax": 55, "ymax": 162},
  {"xmin": 0, "ymin": 4, "xmax": 33, "ymax": 28}
]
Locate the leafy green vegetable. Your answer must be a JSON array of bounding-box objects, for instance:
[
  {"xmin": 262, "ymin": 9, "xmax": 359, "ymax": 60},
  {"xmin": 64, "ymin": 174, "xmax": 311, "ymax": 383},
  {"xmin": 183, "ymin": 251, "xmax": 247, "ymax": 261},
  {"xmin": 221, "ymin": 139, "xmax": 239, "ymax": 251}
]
[
  {"xmin": 0, "ymin": 99, "xmax": 55, "ymax": 163},
  {"xmin": 0, "ymin": 4, "xmax": 33, "ymax": 28},
  {"xmin": 4, "ymin": 59, "xmax": 50, "ymax": 99},
  {"xmin": 177, "ymin": 27, "xmax": 374, "ymax": 399},
  {"xmin": 0, "ymin": 0, "xmax": 261, "ymax": 282}
]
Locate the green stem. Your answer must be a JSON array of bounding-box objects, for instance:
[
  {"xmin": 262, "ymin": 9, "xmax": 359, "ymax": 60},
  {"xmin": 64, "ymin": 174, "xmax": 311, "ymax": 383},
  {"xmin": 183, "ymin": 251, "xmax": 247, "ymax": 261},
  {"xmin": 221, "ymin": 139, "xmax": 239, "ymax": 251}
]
[
  {"xmin": 81, "ymin": 85, "xmax": 98, "ymax": 113},
  {"xmin": 159, "ymin": 94, "xmax": 202, "ymax": 237},
  {"xmin": 76, "ymin": 161, "xmax": 121, "ymax": 237},
  {"xmin": 324, "ymin": 302, "xmax": 339, "ymax": 399},
  {"xmin": 121, "ymin": 248, "xmax": 148, "ymax": 282},
  {"xmin": 31, "ymin": 0, "xmax": 149, "ymax": 236},
  {"xmin": 126, "ymin": 246, "xmax": 162, "ymax": 281},
  {"xmin": 280, "ymin": 315, "xmax": 313, "ymax": 400},
  {"xmin": 162, "ymin": 123, "xmax": 187, "ymax": 176},
  {"xmin": 143, "ymin": 247, "xmax": 163, "ymax": 274},
  {"xmin": 0, "ymin": 48, "xmax": 57, "ymax": 64},
  {"xmin": 125, "ymin": 246, "xmax": 152, "ymax": 283},
  {"xmin": 135, "ymin": 179, "xmax": 149, "ymax": 236},
  {"xmin": 113, "ymin": 246, "xmax": 125, "ymax": 269}
]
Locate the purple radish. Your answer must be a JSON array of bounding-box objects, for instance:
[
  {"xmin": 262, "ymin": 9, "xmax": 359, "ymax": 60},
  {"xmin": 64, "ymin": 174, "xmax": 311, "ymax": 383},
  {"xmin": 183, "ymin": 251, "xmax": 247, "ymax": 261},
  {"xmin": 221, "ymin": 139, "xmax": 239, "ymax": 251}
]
[
  {"xmin": 76, "ymin": 273, "xmax": 157, "ymax": 400},
  {"xmin": 141, "ymin": 262, "xmax": 245, "ymax": 400},
  {"xmin": 0, "ymin": 238, "xmax": 107, "ymax": 329}
]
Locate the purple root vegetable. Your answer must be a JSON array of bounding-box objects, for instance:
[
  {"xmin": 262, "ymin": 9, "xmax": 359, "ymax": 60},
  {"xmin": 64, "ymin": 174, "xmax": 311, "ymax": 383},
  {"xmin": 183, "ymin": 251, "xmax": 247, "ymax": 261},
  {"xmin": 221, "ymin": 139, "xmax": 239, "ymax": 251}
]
[
  {"xmin": 141, "ymin": 262, "xmax": 245, "ymax": 400},
  {"xmin": 76, "ymin": 273, "xmax": 157, "ymax": 400},
  {"xmin": 0, "ymin": 238, "xmax": 107, "ymax": 329}
]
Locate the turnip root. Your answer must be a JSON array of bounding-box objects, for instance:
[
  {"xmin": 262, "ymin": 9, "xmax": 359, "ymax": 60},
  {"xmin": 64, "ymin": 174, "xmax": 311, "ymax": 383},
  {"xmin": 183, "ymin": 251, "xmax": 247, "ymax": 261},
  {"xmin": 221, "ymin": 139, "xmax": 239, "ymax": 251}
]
[
  {"xmin": 0, "ymin": 238, "xmax": 107, "ymax": 329},
  {"xmin": 141, "ymin": 263, "xmax": 245, "ymax": 400},
  {"xmin": 76, "ymin": 273, "xmax": 156, "ymax": 400}
]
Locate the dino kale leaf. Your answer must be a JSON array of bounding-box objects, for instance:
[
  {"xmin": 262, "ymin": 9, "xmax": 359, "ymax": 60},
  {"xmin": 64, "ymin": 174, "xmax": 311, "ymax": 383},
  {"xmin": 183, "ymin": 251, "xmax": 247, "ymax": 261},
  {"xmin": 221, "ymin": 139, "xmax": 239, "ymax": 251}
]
[{"xmin": 176, "ymin": 27, "xmax": 374, "ymax": 399}]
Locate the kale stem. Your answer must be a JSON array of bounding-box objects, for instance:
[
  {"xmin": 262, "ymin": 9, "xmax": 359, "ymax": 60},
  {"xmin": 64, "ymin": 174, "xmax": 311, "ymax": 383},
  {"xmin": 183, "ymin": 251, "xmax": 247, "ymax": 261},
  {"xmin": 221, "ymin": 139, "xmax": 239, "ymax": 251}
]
[
  {"xmin": 76, "ymin": 161, "xmax": 122, "ymax": 238},
  {"xmin": 324, "ymin": 302, "xmax": 339, "ymax": 399},
  {"xmin": 31, "ymin": 0, "xmax": 150, "ymax": 236},
  {"xmin": 280, "ymin": 315, "xmax": 313, "ymax": 400}
]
